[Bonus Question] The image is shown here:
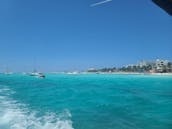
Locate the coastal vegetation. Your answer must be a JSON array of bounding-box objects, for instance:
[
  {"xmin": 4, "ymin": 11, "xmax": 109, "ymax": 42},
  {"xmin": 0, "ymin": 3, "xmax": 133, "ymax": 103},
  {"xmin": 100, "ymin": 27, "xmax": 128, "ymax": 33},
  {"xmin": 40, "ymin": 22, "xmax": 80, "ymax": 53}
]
[{"xmin": 87, "ymin": 59, "xmax": 172, "ymax": 73}]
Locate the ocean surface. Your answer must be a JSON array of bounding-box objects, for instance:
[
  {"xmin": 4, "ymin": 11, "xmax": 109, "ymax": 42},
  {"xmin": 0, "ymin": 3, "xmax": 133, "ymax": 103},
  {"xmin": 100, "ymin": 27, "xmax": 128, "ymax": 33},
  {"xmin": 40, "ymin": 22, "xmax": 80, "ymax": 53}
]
[{"xmin": 0, "ymin": 74, "xmax": 172, "ymax": 129}]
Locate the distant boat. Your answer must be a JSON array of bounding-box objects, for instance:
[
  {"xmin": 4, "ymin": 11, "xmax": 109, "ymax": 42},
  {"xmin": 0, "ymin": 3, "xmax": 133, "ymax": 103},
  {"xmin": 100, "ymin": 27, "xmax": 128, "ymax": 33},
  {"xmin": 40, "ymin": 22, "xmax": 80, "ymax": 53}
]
[
  {"xmin": 37, "ymin": 73, "xmax": 46, "ymax": 78},
  {"xmin": 4, "ymin": 72, "xmax": 13, "ymax": 75},
  {"xmin": 29, "ymin": 70, "xmax": 46, "ymax": 78},
  {"xmin": 4, "ymin": 67, "xmax": 13, "ymax": 75},
  {"xmin": 29, "ymin": 72, "xmax": 40, "ymax": 76},
  {"xmin": 67, "ymin": 71, "xmax": 79, "ymax": 75}
]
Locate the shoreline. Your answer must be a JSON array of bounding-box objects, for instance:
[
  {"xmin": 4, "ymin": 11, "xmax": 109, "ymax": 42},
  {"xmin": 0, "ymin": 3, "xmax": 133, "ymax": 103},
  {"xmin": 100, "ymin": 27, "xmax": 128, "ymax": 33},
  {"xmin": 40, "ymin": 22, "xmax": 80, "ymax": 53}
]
[
  {"xmin": 1, "ymin": 72, "xmax": 172, "ymax": 76},
  {"xmin": 48, "ymin": 72, "xmax": 172, "ymax": 76},
  {"xmin": 78, "ymin": 72, "xmax": 172, "ymax": 76}
]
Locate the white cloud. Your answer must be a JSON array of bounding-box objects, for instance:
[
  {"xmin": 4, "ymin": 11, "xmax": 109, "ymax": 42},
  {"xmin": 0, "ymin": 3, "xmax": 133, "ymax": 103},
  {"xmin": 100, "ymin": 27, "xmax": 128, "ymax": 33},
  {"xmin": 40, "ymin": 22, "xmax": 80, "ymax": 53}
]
[{"xmin": 90, "ymin": 0, "xmax": 112, "ymax": 7}]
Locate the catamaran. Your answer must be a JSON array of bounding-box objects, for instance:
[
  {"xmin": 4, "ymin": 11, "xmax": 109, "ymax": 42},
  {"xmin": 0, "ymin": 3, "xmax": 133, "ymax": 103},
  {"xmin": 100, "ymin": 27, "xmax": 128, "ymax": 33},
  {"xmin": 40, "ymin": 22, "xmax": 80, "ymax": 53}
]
[{"xmin": 29, "ymin": 70, "xmax": 46, "ymax": 78}]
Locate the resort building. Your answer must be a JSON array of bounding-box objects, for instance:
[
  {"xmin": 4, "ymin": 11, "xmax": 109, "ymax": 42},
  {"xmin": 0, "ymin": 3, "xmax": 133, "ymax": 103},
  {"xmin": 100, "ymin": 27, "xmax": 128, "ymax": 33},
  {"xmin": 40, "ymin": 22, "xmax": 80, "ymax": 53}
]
[
  {"xmin": 87, "ymin": 59, "xmax": 172, "ymax": 73},
  {"xmin": 154, "ymin": 59, "xmax": 169, "ymax": 72},
  {"xmin": 138, "ymin": 61, "xmax": 154, "ymax": 67}
]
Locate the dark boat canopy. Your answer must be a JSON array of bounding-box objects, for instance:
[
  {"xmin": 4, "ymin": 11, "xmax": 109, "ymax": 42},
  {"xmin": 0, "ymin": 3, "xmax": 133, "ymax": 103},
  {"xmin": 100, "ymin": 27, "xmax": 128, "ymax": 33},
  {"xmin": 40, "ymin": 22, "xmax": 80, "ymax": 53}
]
[{"xmin": 152, "ymin": 0, "xmax": 172, "ymax": 16}]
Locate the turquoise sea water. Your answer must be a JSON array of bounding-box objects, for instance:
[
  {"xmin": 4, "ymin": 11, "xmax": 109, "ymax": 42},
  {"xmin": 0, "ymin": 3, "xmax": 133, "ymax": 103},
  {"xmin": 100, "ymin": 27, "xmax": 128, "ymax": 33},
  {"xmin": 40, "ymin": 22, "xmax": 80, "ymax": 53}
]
[{"xmin": 0, "ymin": 74, "xmax": 172, "ymax": 129}]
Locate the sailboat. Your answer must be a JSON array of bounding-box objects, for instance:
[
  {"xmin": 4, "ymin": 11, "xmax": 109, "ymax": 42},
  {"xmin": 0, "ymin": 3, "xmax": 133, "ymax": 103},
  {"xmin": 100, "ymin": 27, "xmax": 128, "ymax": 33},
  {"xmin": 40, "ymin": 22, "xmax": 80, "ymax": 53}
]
[
  {"xmin": 29, "ymin": 69, "xmax": 46, "ymax": 78},
  {"xmin": 4, "ymin": 66, "xmax": 13, "ymax": 75},
  {"xmin": 29, "ymin": 59, "xmax": 46, "ymax": 78}
]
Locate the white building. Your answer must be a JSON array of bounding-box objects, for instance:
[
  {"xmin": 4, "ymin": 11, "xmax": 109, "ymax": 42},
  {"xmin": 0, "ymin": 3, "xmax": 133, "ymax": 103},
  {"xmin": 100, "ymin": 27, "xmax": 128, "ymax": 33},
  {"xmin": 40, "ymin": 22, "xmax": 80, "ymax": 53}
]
[
  {"xmin": 138, "ymin": 60, "xmax": 154, "ymax": 67},
  {"xmin": 155, "ymin": 59, "xmax": 169, "ymax": 72},
  {"xmin": 138, "ymin": 61, "xmax": 147, "ymax": 67}
]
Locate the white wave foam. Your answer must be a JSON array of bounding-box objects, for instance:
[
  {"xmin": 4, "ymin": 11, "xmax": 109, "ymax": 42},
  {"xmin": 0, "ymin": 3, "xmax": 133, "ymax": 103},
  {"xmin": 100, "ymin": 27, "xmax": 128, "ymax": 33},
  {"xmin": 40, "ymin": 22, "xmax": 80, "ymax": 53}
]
[
  {"xmin": 0, "ymin": 87, "xmax": 11, "ymax": 93},
  {"xmin": 0, "ymin": 87, "xmax": 74, "ymax": 129}
]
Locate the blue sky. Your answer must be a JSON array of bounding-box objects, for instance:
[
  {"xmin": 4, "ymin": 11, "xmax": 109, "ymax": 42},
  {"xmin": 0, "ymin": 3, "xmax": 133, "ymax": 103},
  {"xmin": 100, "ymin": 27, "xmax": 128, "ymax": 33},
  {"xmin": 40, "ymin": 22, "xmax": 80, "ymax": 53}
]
[{"xmin": 0, "ymin": 0, "xmax": 172, "ymax": 72}]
